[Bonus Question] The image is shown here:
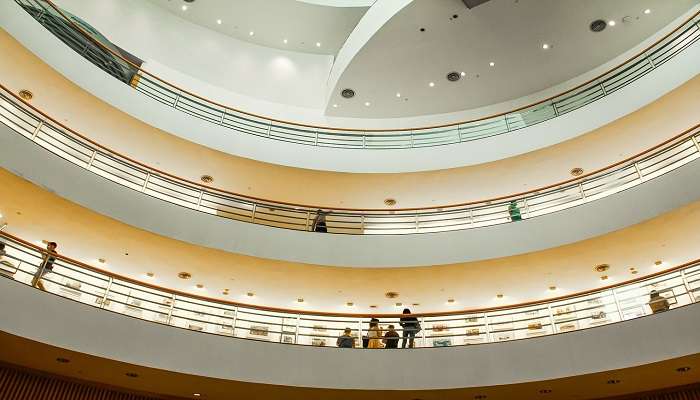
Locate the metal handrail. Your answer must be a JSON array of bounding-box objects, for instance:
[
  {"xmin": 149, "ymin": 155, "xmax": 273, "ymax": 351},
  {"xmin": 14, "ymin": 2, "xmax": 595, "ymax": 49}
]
[
  {"xmin": 13, "ymin": 0, "xmax": 700, "ymax": 149},
  {"xmin": 0, "ymin": 231, "xmax": 697, "ymax": 348},
  {"xmin": 1, "ymin": 84, "xmax": 699, "ymax": 235}
]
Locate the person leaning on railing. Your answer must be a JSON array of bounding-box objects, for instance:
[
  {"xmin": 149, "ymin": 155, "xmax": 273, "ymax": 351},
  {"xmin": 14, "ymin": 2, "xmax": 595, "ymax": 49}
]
[
  {"xmin": 31, "ymin": 241, "xmax": 58, "ymax": 291},
  {"xmin": 311, "ymin": 209, "xmax": 328, "ymax": 233},
  {"xmin": 336, "ymin": 328, "xmax": 356, "ymax": 348},
  {"xmin": 648, "ymin": 290, "xmax": 670, "ymax": 313}
]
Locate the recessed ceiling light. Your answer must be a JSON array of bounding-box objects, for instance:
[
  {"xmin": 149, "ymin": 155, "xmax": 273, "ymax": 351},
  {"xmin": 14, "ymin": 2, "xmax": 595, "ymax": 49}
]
[
  {"xmin": 193, "ymin": 394, "xmax": 201, "ymax": 398},
  {"xmin": 297, "ymin": 298, "xmax": 304, "ymax": 303},
  {"xmin": 496, "ymin": 293, "xmax": 504, "ymax": 298},
  {"xmin": 283, "ymin": 38, "xmax": 288, "ymax": 44},
  {"xmin": 195, "ymin": 284, "xmax": 204, "ymax": 289},
  {"xmin": 181, "ymin": 5, "xmax": 188, "ymax": 11},
  {"xmin": 548, "ymin": 286, "xmax": 557, "ymax": 291},
  {"xmin": 249, "ymin": 31, "xmax": 254, "ymax": 36},
  {"xmin": 608, "ymin": 20, "xmax": 616, "ymax": 26},
  {"xmin": 364, "ymin": 101, "xmax": 371, "ymax": 106},
  {"xmin": 332, "ymin": 104, "xmax": 338, "ymax": 108},
  {"xmin": 216, "ymin": 19, "xmax": 222, "ymax": 25},
  {"xmin": 460, "ymin": 71, "xmax": 466, "ymax": 77},
  {"xmin": 395, "ymin": 302, "xmax": 402, "ymax": 307},
  {"xmin": 447, "ymin": 298, "xmax": 455, "ymax": 303},
  {"xmin": 316, "ymin": 42, "xmax": 321, "ymax": 47},
  {"xmin": 246, "ymin": 292, "xmax": 255, "ymax": 297},
  {"xmin": 345, "ymin": 302, "xmax": 354, "ymax": 307},
  {"xmin": 396, "ymin": 92, "xmax": 401, "ymax": 97},
  {"xmin": 600, "ymin": 275, "xmax": 609, "ymax": 281},
  {"xmin": 489, "ymin": 61, "xmax": 495, "ymax": 67},
  {"xmin": 429, "ymin": 82, "xmax": 435, "ymax": 87},
  {"xmin": 542, "ymin": 43, "xmax": 550, "ymax": 50},
  {"xmin": 644, "ymin": 9, "xmax": 651, "ymax": 14}
]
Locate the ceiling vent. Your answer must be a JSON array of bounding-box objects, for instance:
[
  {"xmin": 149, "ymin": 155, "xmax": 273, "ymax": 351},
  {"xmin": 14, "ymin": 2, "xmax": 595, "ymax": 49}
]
[
  {"xmin": 446, "ymin": 71, "xmax": 461, "ymax": 82},
  {"xmin": 341, "ymin": 88, "xmax": 355, "ymax": 99},
  {"xmin": 590, "ymin": 19, "xmax": 607, "ymax": 32}
]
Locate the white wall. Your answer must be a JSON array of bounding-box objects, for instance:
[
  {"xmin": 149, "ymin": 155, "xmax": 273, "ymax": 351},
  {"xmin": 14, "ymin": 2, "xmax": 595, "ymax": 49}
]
[
  {"xmin": 2, "ymin": 0, "xmax": 699, "ymax": 172},
  {"xmin": 0, "ymin": 277, "xmax": 698, "ymax": 389},
  {"xmin": 2, "ymin": 122, "xmax": 700, "ymax": 268},
  {"xmin": 54, "ymin": 0, "xmax": 334, "ymax": 113}
]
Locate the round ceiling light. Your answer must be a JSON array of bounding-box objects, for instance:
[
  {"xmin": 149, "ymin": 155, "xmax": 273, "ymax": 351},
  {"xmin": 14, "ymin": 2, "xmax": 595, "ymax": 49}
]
[
  {"xmin": 590, "ymin": 19, "xmax": 607, "ymax": 32},
  {"xmin": 178, "ymin": 272, "xmax": 192, "ymax": 280},
  {"xmin": 446, "ymin": 71, "xmax": 461, "ymax": 82},
  {"xmin": 18, "ymin": 89, "xmax": 33, "ymax": 101},
  {"xmin": 570, "ymin": 167, "xmax": 584, "ymax": 176},
  {"xmin": 385, "ymin": 291, "xmax": 399, "ymax": 299},
  {"xmin": 341, "ymin": 88, "xmax": 355, "ymax": 99},
  {"xmin": 200, "ymin": 175, "xmax": 214, "ymax": 183},
  {"xmin": 595, "ymin": 264, "xmax": 610, "ymax": 272},
  {"xmin": 384, "ymin": 198, "xmax": 397, "ymax": 206}
]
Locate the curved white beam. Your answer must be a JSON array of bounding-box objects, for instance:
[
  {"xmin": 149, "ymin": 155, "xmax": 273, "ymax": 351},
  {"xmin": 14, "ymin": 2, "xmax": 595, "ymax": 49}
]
[{"xmin": 325, "ymin": 0, "xmax": 413, "ymax": 102}]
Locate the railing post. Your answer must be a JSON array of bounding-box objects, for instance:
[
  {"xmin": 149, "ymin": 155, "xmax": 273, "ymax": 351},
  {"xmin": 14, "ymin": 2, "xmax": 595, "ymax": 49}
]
[
  {"xmin": 292, "ymin": 315, "xmax": 300, "ymax": 344},
  {"xmin": 645, "ymin": 52, "xmax": 656, "ymax": 69},
  {"xmin": 598, "ymin": 79, "xmax": 607, "ymax": 96},
  {"xmin": 362, "ymin": 134, "xmax": 366, "ymax": 149},
  {"xmin": 611, "ymin": 289, "xmax": 625, "ymax": 321},
  {"xmin": 360, "ymin": 215, "xmax": 365, "ymax": 234},
  {"xmin": 304, "ymin": 211, "xmax": 311, "ymax": 231},
  {"xmin": 691, "ymin": 135, "xmax": 700, "ymax": 153},
  {"xmin": 414, "ymin": 213, "xmax": 419, "ymax": 233},
  {"xmin": 546, "ymin": 304, "xmax": 557, "ymax": 334},
  {"xmin": 266, "ymin": 122, "xmax": 272, "ymax": 137},
  {"xmin": 410, "ymin": 131, "xmax": 414, "ymax": 148},
  {"xmin": 468, "ymin": 209, "xmax": 474, "ymax": 227},
  {"xmin": 552, "ymin": 101, "xmax": 560, "ymax": 117},
  {"xmin": 231, "ymin": 306, "xmax": 239, "ymax": 337},
  {"xmin": 680, "ymin": 269, "xmax": 696, "ymax": 303},
  {"xmin": 457, "ymin": 124, "xmax": 463, "ymax": 142},
  {"xmin": 30, "ymin": 249, "xmax": 49, "ymax": 288},
  {"xmin": 141, "ymin": 172, "xmax": 151, "ymax": 192},
  {"xmin": 357, "ymin": 319, "xmax": 363, "ymax": 348},
  {"xmin": 484, "ymin": 312, "xmax": 492, "ymax": 343},
  {"xmin": 99, "ymin": 277, "xmax": 113, "ymax": 309},
  {"xmin": 420, "ymin": 316, "xmax": 426, "ymax": 348},
  {"xmin": 578, "ymin": 183, "xmax": 587, "ymax": 200},
  {"xmin": 634, "ymin": 162, "xmax": 644, "ymax": 181},
  {"xmin": 31, "ymin": 120, "xmax": 44, "ymax": 141},
  {"xmin": 504, "ymin": 114, "xmax": 511, "ymax": 132},
  {"xmin": 173, "ymin": 93, "xmax": 181, "ymax": 109},
  {"xmin": 195, "ymin": 190, "xmax": 204, "ymax": 210},
  {"xmin": 165, "ymin": 294, "xmax": 176, "ymax": 325},
  {"xmin": 251, "ymin": 204, "xmax": 257, "ymax": 223},
  {"xmin": 523, "ymin": 199, "xmax": 531, "ymax": 219},
  {"xmin": 219, "ymin": 108, "xmax": 227, "ymax": 126},
  {"xmin": 86, "ymin": 150, "xmax": 97, "ymax": 169},
  {"xmin": 314, "ymin": 130, "xmax": 319, "ymax": 146}
]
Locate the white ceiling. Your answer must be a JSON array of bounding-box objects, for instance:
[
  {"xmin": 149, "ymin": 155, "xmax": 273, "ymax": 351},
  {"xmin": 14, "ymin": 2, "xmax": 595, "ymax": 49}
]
[
  {"xmin": 145, "ymin": 0, "xmax": 369, "ymax": 55},
  {"xmin": 327, "ymin": 0, "xmax": 698, "ymax": 118}
]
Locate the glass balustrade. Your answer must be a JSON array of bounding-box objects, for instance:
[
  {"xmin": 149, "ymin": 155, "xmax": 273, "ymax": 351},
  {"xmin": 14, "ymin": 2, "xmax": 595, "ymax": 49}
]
[
  {"xmin": 0, "ymin": 232, "xmax": 698, "ymax": 348},
  {"xmin": 1, "ymin": 85, "xmax": 699, "ymax": 235},
  {"xmin": 13, "ymin": 0, "xmax": 700, "ymax": 149}
]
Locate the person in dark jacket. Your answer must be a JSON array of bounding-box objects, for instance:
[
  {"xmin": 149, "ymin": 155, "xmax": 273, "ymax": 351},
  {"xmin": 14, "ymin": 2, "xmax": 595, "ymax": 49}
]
[
  {"xmin": 312, "ymin": 209, "xmax": 328, "ymax": 233},
  {"xmin": 383, "ymin": 325, "xmax": 400, "ymax": 349},
  {"xmin": 399, "ymin": 308, "xmax": 421, "ymax": 348},
  {"xmin": 337, "ymin": 328, "xmax": 355, "ymax": 348}
]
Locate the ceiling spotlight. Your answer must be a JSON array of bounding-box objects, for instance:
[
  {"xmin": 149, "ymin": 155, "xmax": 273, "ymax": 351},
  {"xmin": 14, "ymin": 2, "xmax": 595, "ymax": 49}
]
[
  {"xmin": 249, "ymin": 31, "xmax": 254, "ymax": 36},
  {"xmin": 364, "ymin": 101, "xmax": 371, "ymax": 106},
  {"xmin": 496, "ymin": 293, "xmax": 504, "ymax": 299},
  {"xmin": 542, "ymin": 43, "xmax": 550, "ymax": 50},
  {"xmin": 489, "ymin": 62, "xmax": 495, "ymax": 67},
  {"xmin": 181, "ymin": 5, "xmax": 188, "ymax": 11},
  {"xmin": 345, "ymin": 302, "xmax": 354, "ymax": 307},
  {"xmin": 316, "ymin": 42, "xmax": 321, "ymax": 47},
  {"xmin": 429, "ymin": 82, "xmax": 435, "ymax": 87},
  {"xmin": 460, "ymin": 71, "xmax": 466, "ymax": 77},
  {"xmin": 548, "ymin": 286, "xmax": 557, "ymax": 291},
  {"xmin": 216, "ymin": 19, "xmax": 222, "ymax": 25},
  {"xmin": 447, "ymin": 298, "xmax": 455, "ymax": 303},
  {"xmin": 193, "ymin": 394, "xmax": 201, "ymax": 398},
  {"xmin": 246, "ymin": 292, "xmax": 255, "ymax": 297},
  {"xmin": 608, "ymin": 20, "xmax": 616, "ymax": 26},
  {"xmin": 396, "ymin": 92, "xmax": 401, "ymax": 97},
  {"xmin": 283, "ymin": 38, "xmax": 288, "ymax": 44},
  {"xmin": 332, "ymin": 104, "xmax": 338, "ymax": 108},
  {"xmin": 644, "ymin": 9, "xmax": 651, "ymax": 14}
]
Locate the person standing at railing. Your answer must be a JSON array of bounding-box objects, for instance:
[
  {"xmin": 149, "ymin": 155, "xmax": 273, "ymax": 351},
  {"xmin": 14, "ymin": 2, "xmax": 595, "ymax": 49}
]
[
  {"xmin": 312, "ymin": 209, "xmax": 328, "ymax": 233},
  {"xmin": 648, "ymin": 290, "xmax": 670, "ymax": 313},
  {"xmin": 367, "ymin": 318, "xmax": 383, "ymax": 348},
  {"xmin": 336, "ymin": 328, "xmax": 356, "ymax": 348},
  {"xmin": 31, "ymin": 241, "xmax": 58, "ymax": 291},
  {"xmin": 508, "ymin": 201, "xmax": 522, "ymax": 222},
  {"xmin": 382, "ymin": 325, "xmax": 400, "ymax": 348},
  {"xmin": 399, "ymin": 308, "xmax": 421, "ymax": 348}
]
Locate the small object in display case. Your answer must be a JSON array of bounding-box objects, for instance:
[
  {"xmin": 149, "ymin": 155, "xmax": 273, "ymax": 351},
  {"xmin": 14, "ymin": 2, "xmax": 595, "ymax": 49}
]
[
  {"xmin": 248, "ymin": 325, "xmax": 269, "ymax": 338},
  {"xmin": 527, "ymin": 322, "xmax": 543, "ymax": 330},
  {"xmin": 94, "ymin": 294, "xmax": 114, "ymax": 307},
  {"xmin": 0, "ymin": 260, "xmax": 17, "ymax": 276},
  {"xmin": 590, "ymin": 311, "xmax": 607, "ymax": 320},
  {"xmin": 559, "ymin": 323, "xmax": 577, "ymax": 332},
  {"xmin": 466, "ymin": 328, "xmax": 481, "ymax": 336},
  {"xmin": 432, "ymin": 323, "xmax": 450, "ymax": 333},
  {"xmin": 312, "ymin": 338, "xmax": 327, "ymax": 347},
  {"xmin": 433, "ymin": 338, "xmax": 452, "ymax": 347}
]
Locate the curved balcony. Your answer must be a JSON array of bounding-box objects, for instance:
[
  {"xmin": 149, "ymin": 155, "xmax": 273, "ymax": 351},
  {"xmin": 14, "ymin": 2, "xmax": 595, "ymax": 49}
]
[
  {"xmin": 1, "ymin": 231, "xmax": 698, "ymax": 349},
  {"xmin": 2, "ymin": 85, "xmax": 700, "ymax": 236},
  {"xmin": 14, "ymin": 0, "xmax": 700, "ymax": 150}
]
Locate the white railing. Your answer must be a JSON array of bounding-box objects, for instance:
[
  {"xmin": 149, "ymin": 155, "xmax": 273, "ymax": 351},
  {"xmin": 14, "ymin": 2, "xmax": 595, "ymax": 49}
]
[
  {"xmin": 0, "ymin": 232, "xmax": 698, "ymax": 348},
  {"xmin": 14, "ymin": 0, "xmax": 700, "ymax": 149},
  {"xmin": 1, "ymin": 84, "xmax": 699, "ymax": 235}
]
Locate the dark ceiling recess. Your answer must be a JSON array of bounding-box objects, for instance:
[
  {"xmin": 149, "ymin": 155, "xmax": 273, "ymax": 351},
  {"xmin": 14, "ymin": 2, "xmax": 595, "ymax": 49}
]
[
  {"xmin": 341, "ymin": 88, "xmax": 355, "ymax": 99},
  {"xmin": 462, "ymin": 0, "xmax": 492, "ymax": 9},
  {"xmin": 446, "ymin": 72, "xmax": 461, "ymax": 82},
  {"xmin": 590, "ymin": 19, "xmax": 607, "ymax": 32}
]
